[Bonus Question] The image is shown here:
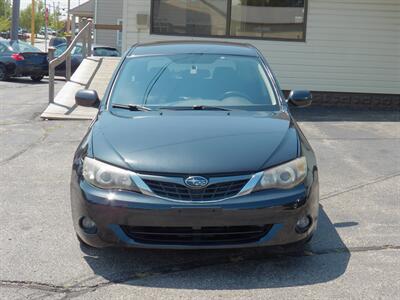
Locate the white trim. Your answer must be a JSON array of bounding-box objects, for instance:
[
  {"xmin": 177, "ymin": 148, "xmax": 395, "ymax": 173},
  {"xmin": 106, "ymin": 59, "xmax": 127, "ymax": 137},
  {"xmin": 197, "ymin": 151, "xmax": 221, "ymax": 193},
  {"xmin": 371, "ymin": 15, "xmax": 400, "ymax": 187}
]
[{"xmin": 117, "ymin": 19, "xmax": 123, "ymax": 50}]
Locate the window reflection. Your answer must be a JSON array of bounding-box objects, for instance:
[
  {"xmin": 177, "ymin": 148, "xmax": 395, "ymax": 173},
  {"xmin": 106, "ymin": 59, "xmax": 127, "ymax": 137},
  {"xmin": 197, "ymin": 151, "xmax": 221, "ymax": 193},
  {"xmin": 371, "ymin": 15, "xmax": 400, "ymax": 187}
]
[
  {"xmin": 152, "ymin": 0, "xmax": 228, "ymax": 36},
  {"xmin": 230, "ymin": 0, "xmax": 305, "ymax": 40},
  {"xmin": 151, "ymin": 0, "xmax": 307, "ymax": 41}
]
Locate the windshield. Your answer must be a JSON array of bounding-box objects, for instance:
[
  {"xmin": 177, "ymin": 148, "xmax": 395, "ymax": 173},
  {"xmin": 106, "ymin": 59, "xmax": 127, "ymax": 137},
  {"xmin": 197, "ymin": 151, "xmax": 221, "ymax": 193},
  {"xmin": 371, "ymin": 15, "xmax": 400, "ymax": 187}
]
[
  {"xmin": 55, "ymin": 44, "xmax": 82, "ymax": 57},
  {"xmin": 94, "ymin": 47, "xmax": 120, "ymax": 57},
  {"xmin": 8, "ymin": 41, "xmax": 41, "ymax": 53},
  {"xmin": 109, "ymin": 54, "xmax": 279, "ymax": 110}
]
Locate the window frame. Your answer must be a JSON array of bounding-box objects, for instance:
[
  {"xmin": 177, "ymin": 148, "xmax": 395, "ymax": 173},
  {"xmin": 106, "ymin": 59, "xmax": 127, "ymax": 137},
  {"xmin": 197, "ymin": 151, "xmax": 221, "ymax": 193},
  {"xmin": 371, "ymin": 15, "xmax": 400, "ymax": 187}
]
[{"xmin": 150, "ymin": 0, "xmax": 308, "ymax": 42}]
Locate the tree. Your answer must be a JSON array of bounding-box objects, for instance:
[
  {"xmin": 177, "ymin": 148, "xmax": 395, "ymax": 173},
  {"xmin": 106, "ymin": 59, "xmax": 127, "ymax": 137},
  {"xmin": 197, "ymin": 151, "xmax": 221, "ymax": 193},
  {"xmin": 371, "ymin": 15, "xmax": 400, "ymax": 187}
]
[
  {"xmin": 0, "ymin": 0, "xmax": 11, "ymax": 32},
  {"xmin": 20, "ymin": 1, "xmax": 45, "ymax": 34},
  {"xmin": 0, "ymin": 16, "xmax": 9, "ymax": 32},
  {"xmin": 0, "ymin": 0, "xmax": 11, "ymax": 18},
  {"xmin": 48, "ymin": 7, "xmax": 64, "ymax": 33}
]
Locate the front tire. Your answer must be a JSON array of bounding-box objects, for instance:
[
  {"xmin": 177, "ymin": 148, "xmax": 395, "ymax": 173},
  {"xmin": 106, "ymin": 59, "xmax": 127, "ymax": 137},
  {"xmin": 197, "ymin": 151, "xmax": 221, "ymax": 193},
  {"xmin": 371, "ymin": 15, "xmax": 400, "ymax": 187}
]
[
  {"xmin": 31, "ymin": 75, "xmax": 44, "ymax": 82},
  {"xmin": 0, "ymin": 64, "xmax": 9, "ymax": 81}
]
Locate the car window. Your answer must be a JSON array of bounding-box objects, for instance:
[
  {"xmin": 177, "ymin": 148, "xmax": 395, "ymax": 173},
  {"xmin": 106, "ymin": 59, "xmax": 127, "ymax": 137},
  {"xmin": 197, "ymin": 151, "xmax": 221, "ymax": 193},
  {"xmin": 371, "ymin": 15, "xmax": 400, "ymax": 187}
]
[
  {"xmin": 55, "ymin": 44, "xmax": 67, "ymax": 57},
  {"xmin": 94, "ymin": 47, "xmax": 120, "ymax": 57},
  {"xmin": 73, "ymin": 45, "xmax": 82, "ymax": 55},
  {"xmin": 9, "ymin": 41, "xmax": 41, "ymax": 53},
  {"xmin": 109, "ymin": 54, "xmax": 278, "ymax": 110},
  {"xmin": 55, "ymin": 44, "xmax": 83, "ymax": 57}
]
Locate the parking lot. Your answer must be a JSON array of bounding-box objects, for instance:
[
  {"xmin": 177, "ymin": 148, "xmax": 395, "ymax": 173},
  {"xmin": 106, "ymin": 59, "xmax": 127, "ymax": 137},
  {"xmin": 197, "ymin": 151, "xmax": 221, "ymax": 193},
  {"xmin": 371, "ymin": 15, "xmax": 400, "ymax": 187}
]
[{"xmin": 0, "ymin": 79, "xmax": 399, "ymax": 299}]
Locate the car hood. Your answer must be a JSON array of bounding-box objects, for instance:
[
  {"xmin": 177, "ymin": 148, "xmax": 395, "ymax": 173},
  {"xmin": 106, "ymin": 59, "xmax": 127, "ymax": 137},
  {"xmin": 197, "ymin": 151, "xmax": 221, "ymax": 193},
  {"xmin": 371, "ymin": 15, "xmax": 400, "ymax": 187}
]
[{"xmin": 91, "ymin": 110, "xmax": 298, "ymax": 175}]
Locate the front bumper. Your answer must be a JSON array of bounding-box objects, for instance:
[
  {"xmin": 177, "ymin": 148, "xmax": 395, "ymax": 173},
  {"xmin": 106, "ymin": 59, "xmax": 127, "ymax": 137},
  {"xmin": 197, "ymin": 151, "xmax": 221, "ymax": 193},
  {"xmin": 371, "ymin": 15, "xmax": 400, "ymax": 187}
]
[{"xmin": 71, "ymin": 174, "xmax": 319, "ymax": 249}]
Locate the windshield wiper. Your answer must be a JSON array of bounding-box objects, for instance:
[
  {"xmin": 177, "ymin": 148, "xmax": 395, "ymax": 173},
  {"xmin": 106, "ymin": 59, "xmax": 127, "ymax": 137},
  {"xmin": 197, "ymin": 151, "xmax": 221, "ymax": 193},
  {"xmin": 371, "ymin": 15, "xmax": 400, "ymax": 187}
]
[
  {"xmin": 112, "ymin": 103, "xmax": 152, "ymax": 111},
  {"xmin": 160, "ymin": 105, "xmax": 231, "ymax": 111}
]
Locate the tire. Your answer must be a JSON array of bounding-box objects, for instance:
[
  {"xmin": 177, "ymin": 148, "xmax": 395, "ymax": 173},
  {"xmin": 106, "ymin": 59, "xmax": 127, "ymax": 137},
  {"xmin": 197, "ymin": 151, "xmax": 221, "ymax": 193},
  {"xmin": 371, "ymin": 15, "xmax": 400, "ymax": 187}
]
[
  {"xmin": 31, "ymin": 75, "xmax": 44, "ymax": 82},
  {"xmin": 0, "ymin": 64, "xmax": 9, "ymax": 81}
]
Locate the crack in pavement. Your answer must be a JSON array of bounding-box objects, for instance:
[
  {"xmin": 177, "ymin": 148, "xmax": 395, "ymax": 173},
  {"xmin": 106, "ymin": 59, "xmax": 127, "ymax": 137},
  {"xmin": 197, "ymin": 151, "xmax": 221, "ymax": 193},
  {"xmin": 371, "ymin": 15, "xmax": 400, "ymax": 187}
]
[
  {"xmin": 321, "ymin": 171, "xmax": 400, "ymax": 201},
  {"xmin": 0, "ymin": 130, "xmax": 48, "ymax": 166},
  {"xmin": 1, "ymin": 244, "xmax": 398, "ymax": 299}
]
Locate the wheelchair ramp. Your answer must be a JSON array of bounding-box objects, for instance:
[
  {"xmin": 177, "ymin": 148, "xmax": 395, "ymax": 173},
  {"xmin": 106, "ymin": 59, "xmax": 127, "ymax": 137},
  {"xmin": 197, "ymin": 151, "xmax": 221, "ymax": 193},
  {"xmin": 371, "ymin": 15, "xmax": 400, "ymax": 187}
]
[{"xmin": 40, "ymin": 57, "xmax": 120, "ymax": 120}]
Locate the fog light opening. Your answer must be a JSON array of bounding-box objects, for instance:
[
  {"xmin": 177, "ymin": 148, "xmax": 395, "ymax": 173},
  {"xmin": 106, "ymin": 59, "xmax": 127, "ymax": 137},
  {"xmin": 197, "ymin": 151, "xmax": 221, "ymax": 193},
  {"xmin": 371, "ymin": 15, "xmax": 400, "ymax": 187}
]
[
  {"xmin": 296, "ymin": 216, "xmax": 312, "ymax": 233},
  {"xmin": 80, "ymin": 216, "xmax": 97, "ymax": 234}
]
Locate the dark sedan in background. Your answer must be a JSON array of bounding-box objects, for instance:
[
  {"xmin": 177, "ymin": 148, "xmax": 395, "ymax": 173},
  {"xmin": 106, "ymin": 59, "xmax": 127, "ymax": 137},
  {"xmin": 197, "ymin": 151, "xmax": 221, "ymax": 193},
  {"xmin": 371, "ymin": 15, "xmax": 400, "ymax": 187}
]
[
  {"xmin": 71, "ymin": 41, "xmax": 319, "ymax": 250},
  {"xmin": 54, "ymin": 43, "xmax": 120, "ymax": 76},
  {"xmin": 0, "ymin": 40, "xmax": 48, "ymax": 81}
]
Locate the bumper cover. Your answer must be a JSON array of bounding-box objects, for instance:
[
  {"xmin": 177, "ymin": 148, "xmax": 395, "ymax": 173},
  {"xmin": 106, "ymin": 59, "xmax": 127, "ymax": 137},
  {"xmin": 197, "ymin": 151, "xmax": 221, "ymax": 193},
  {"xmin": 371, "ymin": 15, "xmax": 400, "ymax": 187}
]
[{"xmin": 71, "ymin": 176, "xmax": 319, "ymax": 249}]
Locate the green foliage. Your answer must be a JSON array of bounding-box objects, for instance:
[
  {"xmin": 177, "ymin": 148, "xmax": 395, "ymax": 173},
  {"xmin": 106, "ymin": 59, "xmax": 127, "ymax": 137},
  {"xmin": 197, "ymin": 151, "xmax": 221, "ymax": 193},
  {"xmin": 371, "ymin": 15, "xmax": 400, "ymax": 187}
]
[
  {"xmin": 0, "ymin": 0, "xmax": 11, "ymax": 32},
  {"xmin": 49, "ymin": 11, "xmax": 64, "ymax": 32},
  {"xmin": 0, "ymin": 16, "xmax": 10, "ymax": 32},
  {"xmin": 0, "ymin": 0, "xmax": 12, "ymax": 18},
  {"xmin": 20, "ymin": 1, "xmax": 45, "ymax": 34}
]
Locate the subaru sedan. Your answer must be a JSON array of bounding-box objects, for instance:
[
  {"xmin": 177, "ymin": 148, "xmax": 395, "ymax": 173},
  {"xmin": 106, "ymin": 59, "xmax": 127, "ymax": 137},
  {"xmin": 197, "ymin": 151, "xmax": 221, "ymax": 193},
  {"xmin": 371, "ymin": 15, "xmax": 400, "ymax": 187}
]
[{"xmin": 71, "ymin": 41, "xmax": 319, "ymax": 249}]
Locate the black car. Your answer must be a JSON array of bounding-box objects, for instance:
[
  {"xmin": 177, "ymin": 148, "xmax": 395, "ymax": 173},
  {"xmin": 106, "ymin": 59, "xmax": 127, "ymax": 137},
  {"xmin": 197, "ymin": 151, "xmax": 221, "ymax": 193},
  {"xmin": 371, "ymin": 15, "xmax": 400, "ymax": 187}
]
[
  {"xmin": 71, "ymin": 41, "xmax": 319, "ymax": 250},
  {"xmin": 0, "ymin": 40, "xmax": 48, "ymax": 81},
  {"xmin": 54, "ymin": 43, "xmax": 120, "ymax": 76}
]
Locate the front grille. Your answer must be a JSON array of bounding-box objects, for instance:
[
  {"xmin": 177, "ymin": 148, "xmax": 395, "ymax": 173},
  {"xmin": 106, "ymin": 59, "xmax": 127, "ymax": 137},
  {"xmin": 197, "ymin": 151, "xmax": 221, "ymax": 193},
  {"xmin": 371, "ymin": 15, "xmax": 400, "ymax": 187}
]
[
  {"xmin": 122, "ymin": 225, "xmax": 273, "ymax": 245},
  {"xmin": 143, "ymin": 179, "xmax": 248, "ymax": 201}
]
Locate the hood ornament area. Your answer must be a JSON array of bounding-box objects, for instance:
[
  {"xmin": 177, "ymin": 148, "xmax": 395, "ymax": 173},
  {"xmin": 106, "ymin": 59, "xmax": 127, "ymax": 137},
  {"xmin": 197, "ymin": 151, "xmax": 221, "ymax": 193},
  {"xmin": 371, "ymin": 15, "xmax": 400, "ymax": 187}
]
[{"xmin": 184, "ymin": 176, "xmax": 209, "ymax": 189}]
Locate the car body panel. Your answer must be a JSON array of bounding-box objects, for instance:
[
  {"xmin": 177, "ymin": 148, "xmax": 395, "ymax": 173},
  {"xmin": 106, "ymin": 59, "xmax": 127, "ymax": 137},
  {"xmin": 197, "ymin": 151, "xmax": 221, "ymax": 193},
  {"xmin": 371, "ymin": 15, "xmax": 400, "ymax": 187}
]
[{"xmin": 92, "ymin": 110, "xmax": 297, "ymax": 175}]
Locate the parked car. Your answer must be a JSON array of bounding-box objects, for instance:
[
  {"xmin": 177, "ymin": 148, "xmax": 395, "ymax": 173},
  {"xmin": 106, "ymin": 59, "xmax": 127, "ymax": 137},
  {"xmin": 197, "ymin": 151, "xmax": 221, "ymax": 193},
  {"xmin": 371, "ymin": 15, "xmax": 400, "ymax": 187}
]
[
  {"xmin": 0, "ymin": 40, "xmax": 48, "ymax": 81},
  {"xmin": 54, "ymin": 43, "xmax": 120, "ymax": 76},
  {"xmin": 71, "ymin": 41, "xmax": 319, "ymax": 250},
  {"xmin": 0, "ymin": 31, "xmax": 29, "ymax": 41},
  {"xmin": 39, "ymin": 27, "xmax": 57, "ymax": 36},
  {"xmin": 49, "ymin": 37, "xmax": 67, "ymax": 48}
]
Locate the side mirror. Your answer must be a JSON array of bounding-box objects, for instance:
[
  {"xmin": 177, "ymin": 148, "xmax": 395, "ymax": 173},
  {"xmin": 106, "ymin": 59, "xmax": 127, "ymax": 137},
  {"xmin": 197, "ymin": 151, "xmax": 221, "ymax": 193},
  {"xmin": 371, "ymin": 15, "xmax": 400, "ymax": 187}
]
[
  {"xmin": 287, "ymin": 90, "xmax": 312, "ymax": 107},
  {"xmin": 75, "ymin": 89, "xmax": 100, "ymax": 107}
]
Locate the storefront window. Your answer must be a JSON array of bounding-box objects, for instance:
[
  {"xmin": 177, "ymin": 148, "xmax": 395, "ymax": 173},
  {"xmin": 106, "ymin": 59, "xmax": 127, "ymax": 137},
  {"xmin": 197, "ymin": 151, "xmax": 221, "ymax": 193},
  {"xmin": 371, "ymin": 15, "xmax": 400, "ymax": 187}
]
[
  {"xmin": 151, "ymin": 0, "xmax": 228, "ymax": 37},
  {"xmin": 151, "ymin": 0, "xmax": 307, "ymax": 41},
  {"xmin": 230, "ymin": 0, "xmax": 305, "ymax": 40}
]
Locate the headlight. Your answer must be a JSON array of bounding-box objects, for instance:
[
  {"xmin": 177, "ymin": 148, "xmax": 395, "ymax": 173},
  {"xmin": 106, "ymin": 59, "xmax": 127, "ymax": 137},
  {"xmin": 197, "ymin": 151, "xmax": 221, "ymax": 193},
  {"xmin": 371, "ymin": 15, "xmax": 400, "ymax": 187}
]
[
  {"xmin": 253, "ymin": 157, "xmax": 307, "ymax": 191},
  {"xmin": 83, "ymin": 157, "xmax": 140, "ymax": 191}
]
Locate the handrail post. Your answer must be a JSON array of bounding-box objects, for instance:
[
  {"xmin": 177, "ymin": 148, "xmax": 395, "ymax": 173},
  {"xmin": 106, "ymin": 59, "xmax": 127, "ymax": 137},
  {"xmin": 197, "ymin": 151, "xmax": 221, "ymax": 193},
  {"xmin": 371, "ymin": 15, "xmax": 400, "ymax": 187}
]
[
  {"xmin": 81, "ymin": 19, "xmax": 88, "ymax": 59},
  {"xmin": 65, "ymin": 35, "xmax": 72, "ymax": 81},
  {"xmin": 66, "ymin": 54, "xmax": 72, "ymax": 81},
  {"xmin": 87, "ymin": 21, "xmax": 93, "ymax": 57},
  {"xmin": 48, "ymin": 47, "xmax": 56, "ymax": 103}
]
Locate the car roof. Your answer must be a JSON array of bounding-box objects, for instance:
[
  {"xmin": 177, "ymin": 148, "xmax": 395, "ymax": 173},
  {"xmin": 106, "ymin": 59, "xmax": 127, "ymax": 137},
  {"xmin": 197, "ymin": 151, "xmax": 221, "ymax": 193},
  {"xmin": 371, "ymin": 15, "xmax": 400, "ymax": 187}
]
[{"xmin": 129, "ymin": 41, "xmax": 259, "ymax": 57}]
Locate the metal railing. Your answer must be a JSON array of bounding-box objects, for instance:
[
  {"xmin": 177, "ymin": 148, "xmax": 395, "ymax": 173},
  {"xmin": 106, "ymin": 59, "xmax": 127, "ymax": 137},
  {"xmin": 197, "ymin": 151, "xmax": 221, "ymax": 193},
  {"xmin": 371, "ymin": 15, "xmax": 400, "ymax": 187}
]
[{"xmin": 48, "ymin": 19, "xmax": 93, "ymax": 103}]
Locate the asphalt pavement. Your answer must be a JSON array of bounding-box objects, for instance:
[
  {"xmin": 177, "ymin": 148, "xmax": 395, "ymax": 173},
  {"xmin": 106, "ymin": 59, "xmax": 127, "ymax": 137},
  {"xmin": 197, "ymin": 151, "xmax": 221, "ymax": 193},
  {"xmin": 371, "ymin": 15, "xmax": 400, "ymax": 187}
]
[{"xmin": 0, "ymin": 78, "xmax": 399, "ymax": 299}]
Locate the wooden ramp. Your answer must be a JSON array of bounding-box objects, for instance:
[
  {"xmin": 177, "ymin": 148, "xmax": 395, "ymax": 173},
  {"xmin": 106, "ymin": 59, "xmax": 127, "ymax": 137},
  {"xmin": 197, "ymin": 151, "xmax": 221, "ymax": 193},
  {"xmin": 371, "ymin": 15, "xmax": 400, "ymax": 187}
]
[{"xmin": 40, "ymin": 57, "xmax": 120, "ymax": 120}]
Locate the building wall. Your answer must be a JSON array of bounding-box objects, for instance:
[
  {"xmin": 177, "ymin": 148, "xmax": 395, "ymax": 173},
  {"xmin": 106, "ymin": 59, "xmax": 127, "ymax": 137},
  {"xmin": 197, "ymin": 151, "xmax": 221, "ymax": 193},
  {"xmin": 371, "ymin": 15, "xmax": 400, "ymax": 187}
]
[
  {"xmin": 123, "ymin": 0, "xmax": 400, "ymax": 95},
  {"xmin": 95, "ymin": 0, "xmax": 123, "ymax": 49}
]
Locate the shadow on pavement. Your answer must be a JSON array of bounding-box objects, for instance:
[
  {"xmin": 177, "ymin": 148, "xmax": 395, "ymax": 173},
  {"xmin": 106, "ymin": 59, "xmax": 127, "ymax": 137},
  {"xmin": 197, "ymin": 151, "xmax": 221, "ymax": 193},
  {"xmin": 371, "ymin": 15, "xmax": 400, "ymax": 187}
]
[
  {"xmin": 5, "ymin": 77, "xmax": 66, "ymax": 84},
  {"xmin": 7, "ymin": 78, "xmax": 48, "ymax": 85},
  {"xmin": 291, "ymin": 106, "xmax": 400, "ymax": 122},
  {"xmin": 81, "ymin": 207, "xmax": 351, "ymax": 289}
]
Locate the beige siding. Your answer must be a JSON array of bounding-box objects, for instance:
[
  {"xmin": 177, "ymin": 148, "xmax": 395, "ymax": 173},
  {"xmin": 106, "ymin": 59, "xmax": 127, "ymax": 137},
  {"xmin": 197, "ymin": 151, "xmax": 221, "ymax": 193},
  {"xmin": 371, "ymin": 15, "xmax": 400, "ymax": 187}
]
[
  {"xmin": 123, "ymin": 0, "xmax": 400, "ymax": 94},
  {"xmin": 95, "ymin": 0, "xmax": 123, "ymax": 49}
]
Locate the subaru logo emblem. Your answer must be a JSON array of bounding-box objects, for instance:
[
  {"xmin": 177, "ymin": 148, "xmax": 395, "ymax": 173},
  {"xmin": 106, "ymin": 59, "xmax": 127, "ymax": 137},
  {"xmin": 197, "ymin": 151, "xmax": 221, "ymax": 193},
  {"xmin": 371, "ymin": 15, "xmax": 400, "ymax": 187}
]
[{"xmin": 185, "ymin": 176, "xmax": 209, "ymax": 189}]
